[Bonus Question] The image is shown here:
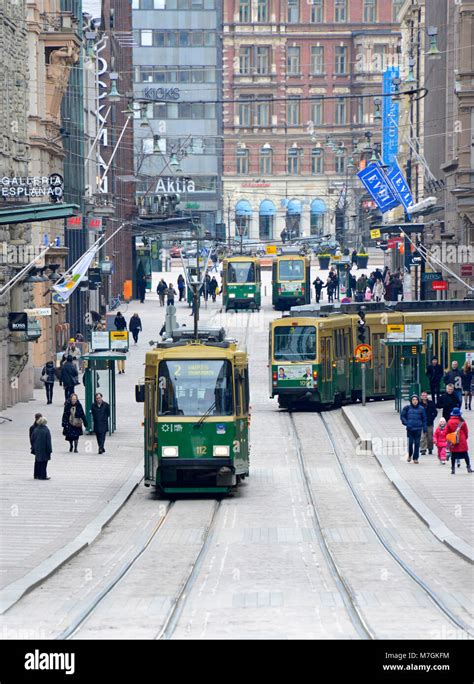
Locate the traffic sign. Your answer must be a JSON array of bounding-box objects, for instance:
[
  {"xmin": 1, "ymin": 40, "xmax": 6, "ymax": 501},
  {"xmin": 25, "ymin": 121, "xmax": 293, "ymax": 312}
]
[
  {"xmin": 387, "ymin": 324, "xmax": 404, "ymax": 333},
  {"xmin": 422, "ymin": 271, "xmax": 442, "ymax": 282},
  {"xmin": 387, "ymin": 237, "xmax": 403, "ymax": 248},
  {"xmin": 266, "ymin": 245, "xmax": 277, "ymax": 254},
  {"xmin": 370, "ymin": 228, "xmax": 381, "ymax": 239},
  {"xmin": 354, "ymin": 343, "xmax": 373, "ymax": 362},
  {"xmin": 432, "ymin": 280, "xmax": 448, "ymax": 291},
  {"xmin": 461, "ymin": 264, "xmax": 473, "ymax": 277}
]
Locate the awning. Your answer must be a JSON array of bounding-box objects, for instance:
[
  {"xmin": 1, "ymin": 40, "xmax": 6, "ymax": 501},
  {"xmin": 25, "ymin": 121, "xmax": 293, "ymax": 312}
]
[
  {"xmin": 235, "ymin": 199, "xmax": 253, "ymax": 217},
  {"xmin": 287, "ymin": 199, "xmax": 302, "ymax": 215},
  {"xmin": 259, "ymin": 200, "xmax": 276, "ymax": 216},
  {"xmin": 0, "ymin": 203, "xmax": 80, "ymax": 226},
  {"xmin": 311, "ymin": 199, "xmax": 327, "ymax": 214}
]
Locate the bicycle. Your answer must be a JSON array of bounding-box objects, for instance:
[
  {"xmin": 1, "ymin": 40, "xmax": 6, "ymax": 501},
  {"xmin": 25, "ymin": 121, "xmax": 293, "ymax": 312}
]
[
  {"xmin": 0, "ymin": 415, "xmax": 12, "ymax": 425},
  {"xmin": 108, "ymin": 294, "xmax": 128, "ymax": 313}
]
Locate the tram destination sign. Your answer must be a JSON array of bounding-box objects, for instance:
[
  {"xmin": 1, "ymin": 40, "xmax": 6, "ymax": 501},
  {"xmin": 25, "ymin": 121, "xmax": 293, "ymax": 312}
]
[{"xmin": 387, "ymin": 324, "xmax": 422, "ymax": 341}]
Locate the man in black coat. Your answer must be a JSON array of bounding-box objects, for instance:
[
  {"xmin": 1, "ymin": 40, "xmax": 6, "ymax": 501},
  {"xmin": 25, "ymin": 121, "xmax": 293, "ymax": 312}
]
[
  {"xmin": 438, "ymin": 383, "xmax": 461, "ymax": 422},
  {"xmin": 426, "ymin": 356, "xmax": 443, "ymax": 405},
  {"xmin": 32, "ymin": 416, "xmax": 52, "ymax": 480},
  {"xmin": 60, "ymin": 355, "xmax": 79, "ymax": 401},
  {"xmin": 419, "ymin": 391, "xmax": 437, "ymax": 455},
  {"xmin": 114, "ymin": 312, "xmax": 127, "ymax": 331},
  {"xmin": 443, "ymin": 360, "xmax": 464, "ymax": 404},
  {"xmin": 91, "ymin": 393, "xmax": 110, "ymax": 453},
  {"xmin": 30, "ymin": 413, "xmax": 42, "ymax": 477}
]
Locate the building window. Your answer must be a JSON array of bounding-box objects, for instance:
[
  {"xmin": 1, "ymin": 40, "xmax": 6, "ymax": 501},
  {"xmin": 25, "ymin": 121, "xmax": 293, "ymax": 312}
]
[
  {"xmin": 335, "ymin": 98, "xmax": 346, "ymax": 124},
  {"xmin": 334, "ymin": 0, "xmax": 347, "ymax": 22},
  {"xmin": 287, "ymin": 99, "xmax": 300, "ymax": 125},
  {"xmin": 310, "ymin": 211, "xmax": 324, "ymax": 235},
  {"xmin": 239, "ymin": 0, "xmax": 250, "ymax": 22},
  {"xmin": 238, "ymin": 99, "xmax": 252, "ymax": 126},
  {"xmin": 239, "ymin": 46, "xmax": 251, "ymax": 74},
  {"xmin": 357, "ymin": 97, "xmax": 364, "ymax": 123},
  {"xmin": 335, "ymin": 46, "xmax": 347, "ymax": 74},
  {"xmin": 310, "ymin": 46, "xmax": 324, "ymax": 74},
  {"xmin": 364, "ymin": 0, "xmax": 376, "ymax": 22},
  {"xmin": 257, "ymin": 0, "xmax": 268, "ymax": 22},
  {"xmin": 288, "ymin": 148, "xmax": 301, "ymax": 174},
  {"xmin": 257, "ymin": 99, "xmax": 271, "ymax": 126},
  {"xmin": 260, "ymin": 148, "xmax": 272, "ymax": 174},
  {"xmin": 373, "ymin": 44, "xmax": 387, "ymax": 72},
  {"xmin": 287, "ymin": 0, "xmax": 299, "ymax": 23},
  {"xmin": 256, "ymin": 47, "xmax": 270, "ymax": 74},
  {"xmin": 392, "ymin": 0, "xmax": 403, "ymax": 21},
  {"xmin": 287, "ymin": 46, "xmax": 300, "ymax": 75},
  {"xmin": 259, "ymin": 214, "xmax": 274, "ymax": 239},
  {"xmin": 310, "ymin": 0, "xmax": 323, "ymax": 23},
  {"xmin": 141, "ymin": 29, "xmax": 153, "ymax": 45},
  {"xmin": 311, "ymin": 148, "xmax": 323, "ymax": 174},
  {"xmin": 335, "ymin": 154, "xmax": 345, "ymax": 173},
  {"xmin": 311, "ymin": 99, "xmax": 323, "ymax": 125},
  {"xmin": 236, "ymin": 148, "xmax": 249, "ymax": 174}
]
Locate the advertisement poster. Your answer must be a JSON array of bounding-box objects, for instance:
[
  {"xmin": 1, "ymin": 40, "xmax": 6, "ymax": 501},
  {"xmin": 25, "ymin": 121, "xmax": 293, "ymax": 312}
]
[{"xmin": 276, "ymin": 365, "xmax": 314, "ymax": 387}]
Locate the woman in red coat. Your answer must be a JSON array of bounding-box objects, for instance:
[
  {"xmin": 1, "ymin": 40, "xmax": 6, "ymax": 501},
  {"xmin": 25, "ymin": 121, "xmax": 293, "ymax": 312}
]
[{"xmin": 446, "ymin": 407, "xmax": 472, "ymax": 475}]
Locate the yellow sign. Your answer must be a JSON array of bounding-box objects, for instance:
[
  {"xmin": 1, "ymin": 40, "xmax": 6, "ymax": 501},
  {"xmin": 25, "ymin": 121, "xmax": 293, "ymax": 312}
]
[
  {"xmin": 387, "ymin": 324, "xmax": 405, "ymax": 333},
  {"xmin": 266, "ymin": 245, "xmax": 277, "ymax": 254},
  {"xmin": 354, "ymin": 343, "xmax": 373, "ymax": 362},
  {"xmin": 332, "ymin": 255, "xmax": 341, "ymax": 260},
  {"xmin": 110, "ymin": 331, "xmax": 128, "ymax": 340},
  {"xmin": 370, "ymin": 228, "xmax": 381, "ymax": 239}
]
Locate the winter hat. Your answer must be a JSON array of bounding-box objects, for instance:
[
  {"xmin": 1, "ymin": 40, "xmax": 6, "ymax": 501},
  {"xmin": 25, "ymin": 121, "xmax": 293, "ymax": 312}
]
[
  {"xmin": 410, "ymin": 394, "xmax": 419, "ymax": 401},
  {"xmin": 439, "ymin": 418, "xmax": 446, "ymax": 426},
  {"xmin": 450, "ymin": 407, "xmax": 462, "ymax": 417}
]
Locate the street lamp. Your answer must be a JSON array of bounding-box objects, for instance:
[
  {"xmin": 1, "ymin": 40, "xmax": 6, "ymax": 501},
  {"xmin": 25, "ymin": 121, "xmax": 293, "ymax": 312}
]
[
  {"xmin": 107, "ymin": 72, "xmax": 122, "ymax": 102},
  {"xmin": 427, "ymin": 27, "xmax": 441, "ymax": 60}
]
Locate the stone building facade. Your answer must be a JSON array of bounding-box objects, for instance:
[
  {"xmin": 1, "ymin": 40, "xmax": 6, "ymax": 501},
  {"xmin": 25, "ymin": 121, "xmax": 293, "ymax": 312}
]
[{"xmin": 222, "ymin": 0, "xmax": 401, "ymax": 244}]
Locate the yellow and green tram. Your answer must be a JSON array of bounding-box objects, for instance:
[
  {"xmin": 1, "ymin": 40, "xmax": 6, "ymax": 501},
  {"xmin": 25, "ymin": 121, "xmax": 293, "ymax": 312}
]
[
  {"xmin": 272, "ymin": 254, "xmax": 311, "ymax": 310},
  {"xmin": 269, "ymin": 301, "xmax": 474, "ymax": 409},
  {"xmin": 136, "ymin": 328, "xmax": 250, "ymax": 496},
  {"xmin": 222, "ymin": 256, "xmax": 261, "ymax": 311}
]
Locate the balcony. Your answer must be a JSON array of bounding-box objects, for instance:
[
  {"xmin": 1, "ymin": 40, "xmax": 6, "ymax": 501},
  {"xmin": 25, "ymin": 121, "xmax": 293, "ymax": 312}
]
[{"xmin": 85, "ymin": 193, "xmax": 116, "ymax": 218}]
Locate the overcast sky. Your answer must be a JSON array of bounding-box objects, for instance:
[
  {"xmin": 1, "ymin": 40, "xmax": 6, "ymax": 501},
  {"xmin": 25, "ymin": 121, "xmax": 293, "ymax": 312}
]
[{"xmin": 83, "ymin": 0, "xmax": 101, "ymax": 17}]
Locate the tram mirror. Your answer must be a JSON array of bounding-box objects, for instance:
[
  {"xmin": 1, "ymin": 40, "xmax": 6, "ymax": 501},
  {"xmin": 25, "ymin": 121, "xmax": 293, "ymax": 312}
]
[{"xmin": 135, "ymin": 384, "xmax": 145, "ymax": 403}]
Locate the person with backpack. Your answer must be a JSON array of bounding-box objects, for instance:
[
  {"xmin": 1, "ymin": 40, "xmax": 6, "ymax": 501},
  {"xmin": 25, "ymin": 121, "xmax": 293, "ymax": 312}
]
[
  {"xmin": 446, "ymin": 407, "xmax": 472, "ymax": 474},
  {"xmin": 156, "ymin": 279, "xmax": 167, "ymax": 306},
  {"xmin": 41, "ymin": 360, "xmax": 56, "ymax": 404}
]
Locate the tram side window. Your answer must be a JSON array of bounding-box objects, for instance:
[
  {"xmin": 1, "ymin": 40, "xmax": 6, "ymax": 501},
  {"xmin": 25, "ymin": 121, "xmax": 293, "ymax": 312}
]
[
  {"xmin": 439, "ymin": 331, "xmax": 449, "ymax": 370},
  {"xmin": 234, "ymin": 370, "xmax": 242, "ymax": 415},
  {"xmin": 242, "ymin": 368, "xmax": 250, "ymax": 413},
  {"xmin": 453, "ymin": 323, "xmax": 474, "ymax": 350},
  {"xmin": 425, "ymin": 332, "xmax": 434, "ymax": 364}
]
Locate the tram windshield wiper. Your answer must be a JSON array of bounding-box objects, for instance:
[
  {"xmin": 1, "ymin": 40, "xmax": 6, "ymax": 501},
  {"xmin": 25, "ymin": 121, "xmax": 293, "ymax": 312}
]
[{"xmin": 194, "ymin": 401, "xmax": 216, "ymax": 429}]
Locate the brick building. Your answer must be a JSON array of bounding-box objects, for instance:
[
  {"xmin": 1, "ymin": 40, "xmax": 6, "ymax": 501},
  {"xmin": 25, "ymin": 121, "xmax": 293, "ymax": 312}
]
[{"xmin": 223, "ymin": 0, "xmax": 401, "ymax": 244}]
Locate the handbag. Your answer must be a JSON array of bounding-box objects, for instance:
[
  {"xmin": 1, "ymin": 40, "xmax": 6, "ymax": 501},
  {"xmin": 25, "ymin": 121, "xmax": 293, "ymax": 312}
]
[
  {"xmin": 446, "ymin": 423, "xmax": 462, "ymax": 446},
  {"xmin": 69, "ymin": 408, "xmax": 83, "ymax": 428},
  {"xmin": 40, "ymin": 373, "xmax": 47, "ymax": 383}
]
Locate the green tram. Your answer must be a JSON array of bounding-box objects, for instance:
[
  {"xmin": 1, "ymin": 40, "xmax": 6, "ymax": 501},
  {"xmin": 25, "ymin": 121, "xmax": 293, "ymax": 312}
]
[
  {"xmin": 269, "ymin": 301, "xmax": 474, "ymax": 409},
  {"xmin": 222, "ymin": 257, "xmax": 261, "ymax": 311},
  {"xmin": 136, "ymin": 328, "xmax": 250, "ymax": 496},
  {"xmin": 272, "ymin": 254, "xmax": 311, "ymax": 310}
]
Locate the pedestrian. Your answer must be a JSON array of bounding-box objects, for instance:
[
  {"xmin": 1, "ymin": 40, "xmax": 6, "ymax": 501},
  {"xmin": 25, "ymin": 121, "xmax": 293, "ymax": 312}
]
[
  {"xmin": 61, "ymin": 339, "xmax": 81, "ymax": 372},
  {"xmin": 400, "ymin": 394, "xmax": 427, "ymax": 464},
  {"xmin": 446, "ymin": 407, "xmax": 472, "ymax": 474},
  {"xmin": 137, "ymin": 274, "xmax": 147, "ymax": 303},
  {"xmin": 129, "ymin": 313, "xmax": 142, "ymax": 344},
  {"xmin": 443, "ymin": 360, "xmax": 464, "ymax": 403},
  {"xmin": 391, "ymin": 273, "xmax": 403, "ymax": 301},
  {"xmin": 91, "ymin": 392, "xmax": 110, "ymax": 454},
  {"xmin": 280, "ymin": 228, "xmax": 288, "ymax": 244},
  {"xmin": 211, "ymin": 252, "xmax": 218, "ymax": 272},
  {"xmin": 419, "ymin": 390, "xmax": 437, "ymax": 455},
  {"xmin": 74, "ymin": 331, "xmax": 84, "ymax": 342},
  {"xmin": 462, "ymin": 361, "xmax": 473, "ymax": 410},
  {"xmin": 177, "ymin": 274, "xmax": 186, "ymax": 301},
  {"xmin": 209, "ymin": 276, "xmax": 218, "ymax": 302},
  {"xmin": 438, "ymin": 383, "xmax": 461, "ymax": 422},
  {"xmin": 157, "ymin": 278, "xmax": 168, "ymax": 306},
  {"xmin": 355, "ymin": 274, "xmax": 367, "ymax": 302},
  {"xmin": 114, "ymin": 311, "xmax": 127, "ymax": 331},
  {"xmin": 364, "ymin": 286, "xmax": 373, "ymax": 302},
  {"xmin": 313, "ymin": 277, "xmax": 324, "ymax": 303},
  {"xmin": 60, "ymin": 354, "xmax": 79, "ymax": 401},
  {"xmin": 166, "ymin": 283, "xmax": 177, "ymax": 306},
  {"xmin": 32, "ymin": 416, "xmax": 52, "ymax": 480},
  {"xmin": 373, "ymin": 278, "xmax": 385, "ymax": 302},
  {"xmin": 351, "ymin": 248, "xmax": 357, "ymax": 266},
  {"xmin": 30, "ymin": 412, "xmax": 42, "ymax": 473},
  {"xmin": 41, "ymin": 360, "xmax": 56, "ymax": 404},
  {"xmin": 326, "ymin": 277, "xmax": 335, "ymax": 303},
  {"xmin": 426, "ymin": 356, "xmax": 443, "ymax": 405},
  {"xmin": 203, "ymin": 273, "xmax": 211, "ymax": 302},
  {"xmin": 433, "ymin": 417, "xmax": 449, "ymax": 465},
  {"xmin": 384, "ymin": 276, "xmax": 393, "ymax": 302},
  {"xmin": 348, "ymin": 273, "xmax": 357, "ymax": 298},
  {"xmin": 62, "ymin": 393, "xmax": 87, "ymax": 453}
]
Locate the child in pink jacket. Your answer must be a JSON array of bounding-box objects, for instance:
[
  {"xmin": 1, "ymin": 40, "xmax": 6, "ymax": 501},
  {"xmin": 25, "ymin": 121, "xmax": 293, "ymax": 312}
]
[{"xmin": 433, "ymin": 418, "xmax": 449, "ymax": 464}]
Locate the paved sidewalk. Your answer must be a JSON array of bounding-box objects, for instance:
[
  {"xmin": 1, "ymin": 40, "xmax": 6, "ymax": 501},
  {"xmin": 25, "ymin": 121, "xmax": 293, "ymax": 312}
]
[
  {"xmin": 0, "ymin": 271, "xmax": 195, "ymax": 612},
  {"xmin": 343, "ymin": 401, "xmax": 474, "ymax": 563}
]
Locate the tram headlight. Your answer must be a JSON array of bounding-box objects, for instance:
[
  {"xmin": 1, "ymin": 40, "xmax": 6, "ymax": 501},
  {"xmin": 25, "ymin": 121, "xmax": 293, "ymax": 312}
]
[
  {"xmin": 162, "ymin": 446, "xmax": 179, "ymax": 458},
  {"xmin": 213, "ymin": 445, "xmax": 230, "ymax": 457},
  {"xmin": 229, "ymin": 293, "xmax": 236, "ymax": 299}
]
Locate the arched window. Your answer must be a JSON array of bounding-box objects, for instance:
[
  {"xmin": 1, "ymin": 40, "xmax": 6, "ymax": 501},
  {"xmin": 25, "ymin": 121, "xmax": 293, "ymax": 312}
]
[
  {"xmin": 259, "ymin": 200, "xmax": 276, "ymax": 240},
  {"xmin": 310, "ymin": 199, "xmax": 326, "ymax": 236},
  {"xmin": 235, "ymin": 199, "xmax": 252, "ymax": 237}
]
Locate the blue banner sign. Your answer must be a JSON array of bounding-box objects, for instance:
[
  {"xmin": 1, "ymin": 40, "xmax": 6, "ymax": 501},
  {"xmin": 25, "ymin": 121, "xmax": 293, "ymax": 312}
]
[
  {"xmin": 387, "ymin": 161, "xmax": 413, "ymax": 214},
  {"xmin": 382, "ymin": 67, "xmax": 400, "ymax": 166},
  {"xmin": 357, "ymin": 163, "xmax": 401, "ymax": 213}
]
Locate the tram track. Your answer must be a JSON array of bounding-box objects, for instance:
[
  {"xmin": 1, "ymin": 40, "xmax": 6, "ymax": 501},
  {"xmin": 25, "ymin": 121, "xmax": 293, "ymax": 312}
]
[
  {"xmin": 318, "ymin": 411, "xmax": 474, "ymax": 638},
  {"xmin": 289, "ymin": 409, "xmax": 473, "ymax": 639}
]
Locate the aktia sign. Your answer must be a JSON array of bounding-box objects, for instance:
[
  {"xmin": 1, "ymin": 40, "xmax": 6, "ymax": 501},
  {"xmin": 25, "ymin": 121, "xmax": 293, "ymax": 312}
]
[{"xmin": 155, "ymin": 177, "xmax": 195, "ymax": 193}]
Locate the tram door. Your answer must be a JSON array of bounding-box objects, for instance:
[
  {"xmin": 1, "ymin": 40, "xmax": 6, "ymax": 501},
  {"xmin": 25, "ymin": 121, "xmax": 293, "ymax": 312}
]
[
  {"xmin": 372, "ymin": 333, "xmax": 386, "ymax": 394},
  {"xmin": 144, "ymin": 380, "xmax": 157, "ymax": 483},
  {"xmin": 425, "ymin": 329, "xmax": 450, "ymax": 370}
]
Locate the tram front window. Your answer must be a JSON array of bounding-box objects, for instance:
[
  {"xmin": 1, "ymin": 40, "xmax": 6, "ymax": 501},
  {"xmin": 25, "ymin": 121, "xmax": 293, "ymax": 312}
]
[
  {"xmin": 227, "ymin": 262, "xmax": 255, "ymax": 283},
  {"xmin": 279, "ymin": 260, "xmax": 304, "ymax": 281},
  {"xmin": 274, "ymin": 326, "xmax": 317, "ymax": 362},
  {"xmin": 158, "ymin": 360, "xmax": 233, "ymax": 416}
]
